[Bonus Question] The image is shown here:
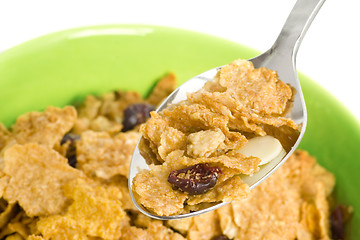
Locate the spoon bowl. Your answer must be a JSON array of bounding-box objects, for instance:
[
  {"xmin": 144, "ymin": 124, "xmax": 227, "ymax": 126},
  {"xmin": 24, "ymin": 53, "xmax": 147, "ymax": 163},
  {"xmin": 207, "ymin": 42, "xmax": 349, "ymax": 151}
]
[{"xmin": 129, "ymin": 0, "xmax": 325, "ymax": 220}]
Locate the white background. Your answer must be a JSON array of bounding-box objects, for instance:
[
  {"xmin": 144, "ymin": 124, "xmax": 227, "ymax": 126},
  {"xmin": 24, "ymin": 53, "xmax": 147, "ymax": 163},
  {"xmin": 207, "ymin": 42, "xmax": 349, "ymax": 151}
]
[{"xmin": 0, "ymin": 0, "xmax": 359, "ymax": 121}]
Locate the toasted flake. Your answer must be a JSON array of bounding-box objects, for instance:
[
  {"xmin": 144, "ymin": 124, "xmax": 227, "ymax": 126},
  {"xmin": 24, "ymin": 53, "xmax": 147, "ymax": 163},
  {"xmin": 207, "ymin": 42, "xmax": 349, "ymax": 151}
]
[
  {"xmin": 76, "ymin": 130, "xmax": 140, "ymax": 179},
  {"xmin": 37, "ymin": 216, "xmax": 88, "ymax": 240},
  {"xmin": 147, "ymin": 73, "xmax": 178, "ymax": 106},
  {"xmin": 146, "ymin": 221, "xmax": 186, "ymax": 240},
  {"xmin": 178, "ymin": 151, "xmax": 260, "ymax": 176},
  {"xmin": 3, "ymin": 233, "xmax": 23, "ymax": 240},
  {"xmin": 120, "ymin": 226, "xmax": 148, "ymax": 240},
  {"xmin": 37, "ymin": 178, "xmax": 127, "ymax": 240},
  {"xmin": 27, "ymin": 236, "xmax": 45, "ymax": 240},
  {"xmin": 0, "ymin": 174, "xmax": 10, "ymax": 198},
  {"xmin": 216, "ymin": 59, "xmax": 293, "ymax": 115},
  {"xmin": 0, "ymin": 202, "xmax": 18, "ymax": 230},
  {"xmin": 216, "ymin": 204, "xmax": 238, "ymax": 239},
  {"xmin": 187, "ymin": 210, "xmax": 221, "ymax": 240},
  {"xmin": 187, "ymin": 176, "xmax": 249, "ymax": 205},
  {"xmin": 0, "ymin": 123, "xmax": 10, "ymax": 151},
  {"xmin": 0, "ymin": 210, "xmax": 38, "ymax": 239},
  {"xmin": 3, "ymin": 143, "xmax": 82, "ymax": 216},
  {"xmin": 11, "ymin": 106, "xmax": 77, "ymax": 147},
  {"xmin": 77, "ymin": 95, "xmax": 102, "ymax": 120},
  {"xmin": 162, "ymin": 104, "xmax": 230, "ymax": 135},
  {"xmin": 158, "ymin": 127, "xmax": 186, "ymax": 160},
  {"xmin": 105, "ymin": 175, "xmax": 136, "ymax": 211},
  {"xmin": 166, "ymin": 218, "xmax": 193, "ymax": 235},
  {"xmin": 99, "ymin": 90, "xmax": 142, "ymax": 121},
  {"xmin": 89, "ymin": 115, "xmax": 122, "ymax": 133},
  {"xmin": 132, "ymin": 169, "xmax": 187, "ymax": 216}
]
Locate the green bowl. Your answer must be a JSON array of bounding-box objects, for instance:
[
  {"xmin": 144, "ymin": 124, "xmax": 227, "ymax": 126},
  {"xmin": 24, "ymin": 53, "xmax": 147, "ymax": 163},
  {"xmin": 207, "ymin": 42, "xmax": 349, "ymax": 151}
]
[{"xmin": 0, "ymin": 25, "xmax": 359, "ymax": 238}]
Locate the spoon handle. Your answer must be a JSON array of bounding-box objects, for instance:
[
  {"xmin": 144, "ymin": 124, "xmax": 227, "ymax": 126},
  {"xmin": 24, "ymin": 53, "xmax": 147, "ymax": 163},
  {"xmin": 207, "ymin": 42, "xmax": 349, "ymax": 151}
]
[{"xmin": 273, "ymin": 0, "xmax": 326, "ymax": 58}]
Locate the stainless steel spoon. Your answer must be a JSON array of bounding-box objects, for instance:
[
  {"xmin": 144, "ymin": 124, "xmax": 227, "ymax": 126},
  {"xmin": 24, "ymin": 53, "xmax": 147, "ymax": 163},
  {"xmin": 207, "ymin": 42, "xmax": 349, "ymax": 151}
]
[{"xmin": 129, "ymin": 0, "xmax": 325, "ymax": 220}]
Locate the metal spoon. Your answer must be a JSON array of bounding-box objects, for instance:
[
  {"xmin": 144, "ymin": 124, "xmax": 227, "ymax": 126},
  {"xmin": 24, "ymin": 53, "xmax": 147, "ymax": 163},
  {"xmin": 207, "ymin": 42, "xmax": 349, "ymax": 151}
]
[{"xmin": 129, "ymin": 0, "xmax": 325, "ymax": 220}]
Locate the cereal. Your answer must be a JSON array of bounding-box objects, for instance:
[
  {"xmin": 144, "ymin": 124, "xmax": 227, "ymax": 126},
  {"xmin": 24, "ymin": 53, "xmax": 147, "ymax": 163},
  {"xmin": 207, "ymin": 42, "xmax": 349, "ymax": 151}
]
[
  {"xmin": 2, "ymin": 143, "xmax": 82, "ymax": 216},
  {"xmin": 135, "ymin": 59, "xmax": 299, "ymax": 215},
  {"xmin": 76, "ymin": 130, "xmax": 140, "ymax": 179},
  {"xmin": 133, "ymin": 168, "xmax": 188, "ymax": 216},
  {"xmin": 186, "ymin": 210, "xmax": 222, "ymax": 240},
  {"xmin": 11, "ymin": 106, "xmax": 77, "ymax": 148},
  {"xmin": 215, "ymin": 59, "xmax": 293, "ymax": 115},
  {"xmin": 0, "ymin": 202, "xmax": 18, "ymax": 230},
  {"xmin": 0, "ymin": 174, "xmax": 10, "ymax": 198},
  {"xmin": 121, "ymin": 221, "xmax": 186, "ymax": 240},
  {"xmin": 74, "ymin": 90, "xmax": 143, "ymax": 134},
  {"xmin": 0, "ymin": 72, "xmax": 343, "ymax": 239},
  {"xmin": 0, "ymin": 211, "xmax": 38, "ymax": 239},
  {"xmin": 187, "ymin": 176, "xmax": 250, "ymax": 205},
  {"xmin": 146, "ymin": 72, "xmax": 177, "ymax": 106},
  {"xmin": 36, "ymin": 178, "xmax": 127, "ymax": 240},
  {"xmin": 0, "ymin": 123, "xmax": 10, "ymax": 151},
  {"xmin": 217, "ymin": 151, "xmax": 335, "ymax": 240},
  {"xmin": 27, "ymin": 235, "xmax": 45, "ymax": 240}
]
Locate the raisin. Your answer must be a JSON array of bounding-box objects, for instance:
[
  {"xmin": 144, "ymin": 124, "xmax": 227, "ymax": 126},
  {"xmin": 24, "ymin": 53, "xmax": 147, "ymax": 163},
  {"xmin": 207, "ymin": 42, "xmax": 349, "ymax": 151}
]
[
  {"xmin": 330, "ymin": 205, "xmax": 345, "ymax": 240},
  {"xmin": 60, "ymin": 133, "xmax": 80, "ymax": 145},
  {"xmin": 168, "ymin": 163, "xmax": 222, "ymax": 195},
  {"xmin": 60, "ymin": 133, "xmax": 80, "ymax": 168},
  {"xmin": 211, "ymin": 235, "xmax": 230, "ymax": 240},
  {"xmin": 122, "ymin": 103, "xmax": 155, "ymax": 132}
]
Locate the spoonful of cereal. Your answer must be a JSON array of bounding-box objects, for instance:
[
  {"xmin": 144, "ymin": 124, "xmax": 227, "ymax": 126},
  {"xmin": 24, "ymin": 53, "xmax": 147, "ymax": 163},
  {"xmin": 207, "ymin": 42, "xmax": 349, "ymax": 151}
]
[{"xmin": 129, "ymin": 0, "xmax": 325, "ymax": 220}]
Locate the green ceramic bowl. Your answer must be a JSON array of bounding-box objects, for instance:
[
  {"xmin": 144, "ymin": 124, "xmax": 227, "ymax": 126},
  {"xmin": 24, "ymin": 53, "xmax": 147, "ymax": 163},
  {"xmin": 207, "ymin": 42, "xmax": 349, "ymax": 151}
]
[{"xmin": 0, "ymin": 25, "xmax": 359, "ymax": 238}]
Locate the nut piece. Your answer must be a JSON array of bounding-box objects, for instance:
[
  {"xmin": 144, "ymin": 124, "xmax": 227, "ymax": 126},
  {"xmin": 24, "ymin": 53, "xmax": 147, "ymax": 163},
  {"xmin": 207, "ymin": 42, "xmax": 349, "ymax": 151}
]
[{"xmin": 168, "ymin": 163, "xmax": 222, "ymax": 195}]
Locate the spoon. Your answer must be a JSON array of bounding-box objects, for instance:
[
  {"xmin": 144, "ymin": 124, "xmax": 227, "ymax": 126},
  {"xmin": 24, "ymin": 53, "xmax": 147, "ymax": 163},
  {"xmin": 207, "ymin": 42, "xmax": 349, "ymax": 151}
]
[{"xmin": 129, "ymin": 0, "xmax": 325, "ymax": 220}]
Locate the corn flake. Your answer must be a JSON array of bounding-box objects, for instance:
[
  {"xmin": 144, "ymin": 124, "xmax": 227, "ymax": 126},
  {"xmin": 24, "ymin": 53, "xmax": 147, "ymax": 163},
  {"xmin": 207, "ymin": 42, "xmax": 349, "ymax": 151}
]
[
  {"xmin": 0, "ymin": 123, "xmax": 11, "ymax": 151},
  {"xmin": 146, "ymin": 73, "xmax": 177, "ymax": 106},
  {"xmin": 37, "ymin": 178, "xmax": 127, "ymax": 240},
  {"xmin": 76, "ymin": 130, "xmax": 140, "ymax": 179},
  {"xmin": 132, "ymin": 169, "xmax": 187, "ymax": 216},
  {"xmin": 3, "ymin": 143, "xmax": 82, "ymax": 216},
  {"xmin": 11, "ymin": 106, "xmax": 77, "ymax": 148}
]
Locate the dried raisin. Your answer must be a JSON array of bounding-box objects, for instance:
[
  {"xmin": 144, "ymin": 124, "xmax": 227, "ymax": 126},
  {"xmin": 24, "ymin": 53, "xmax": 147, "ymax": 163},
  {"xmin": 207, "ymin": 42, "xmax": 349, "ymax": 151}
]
[
  {"xmin": 60, "ymin": 133, "xmax": 80, "ymax": 145},
  {"xmin": 330, "ymin": 205, "xmax": 345, "ymax": 240},
  {"xmin": 122, "ymin": 103, "xmax": 155, "ymax": 132},
  {"xmin": 60, "ymin": 133, "xmax": 80, "ymax": 168},
  {"xmin": 168, "ymin": 163, "xmax": 222, "ymax": 195}
]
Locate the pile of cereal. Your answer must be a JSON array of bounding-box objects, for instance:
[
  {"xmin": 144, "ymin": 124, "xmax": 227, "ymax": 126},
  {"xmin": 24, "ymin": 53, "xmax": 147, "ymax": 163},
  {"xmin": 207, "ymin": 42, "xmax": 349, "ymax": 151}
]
[
  {"xmin": 0, "ymin": 70, "xmax": 345, "ymax": 239},
  {"xmin": 133, "ymin": 59, "xmax": 300, "ymax": 216}
]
